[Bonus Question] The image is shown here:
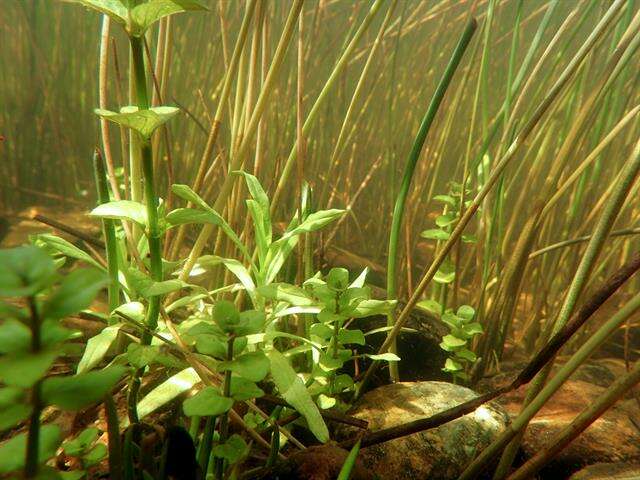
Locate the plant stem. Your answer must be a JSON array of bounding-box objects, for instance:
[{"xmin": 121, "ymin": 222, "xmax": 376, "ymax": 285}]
[
  {"xmin": 127, "ymin": 34, "xmax": 163, "ymax": 423},
  {"xmin": 93, "ymin": 149, "xmax": 120, "ymax": 314},
  {"xmin": 25, "ymin": 297, "xmax": 42, "ymax": 479},
  {"xmin": 215, "ymin": 336, "xmax": 235, "ymax": 480}
]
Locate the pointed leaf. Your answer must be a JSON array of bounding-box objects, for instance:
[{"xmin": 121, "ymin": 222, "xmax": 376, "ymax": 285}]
[
  {"xmin": 95, "ymin": 106, "xmax": 179, "ymax": 138},
  {"xmin": 183, "ymin": 386, "xmax": 233, "ymax": 417},
  {"xmin": 130, "ymin": 0, "xmax": 208, "ymax": 36},
  {"xmin": 41, "ymin": 366, "xmax": 126, "ymax": 410},
  {"xmin": 137, "ymin": 368, "xmax": 200, "ymax": 419},
  {"xmin": 90, "ymin": 200, "xmax": 148, "ymax": 227}
]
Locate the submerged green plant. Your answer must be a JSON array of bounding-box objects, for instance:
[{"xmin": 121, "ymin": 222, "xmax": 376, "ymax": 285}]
[{"xmin": 0, "ymin": 246, "xmax": 124, "ymax": 478}]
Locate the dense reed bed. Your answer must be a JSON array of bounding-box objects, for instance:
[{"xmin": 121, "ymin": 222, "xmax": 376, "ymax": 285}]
[{"xmin": 1, "ymin": 0, "xmax": 640, "ymax": 478}]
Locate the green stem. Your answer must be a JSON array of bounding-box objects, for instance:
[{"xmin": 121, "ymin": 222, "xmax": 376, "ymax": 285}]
[
  {"xmin": 385, "ymin": 17, "xmax": 477, "ymax": 383},
  {"xmin": 126, "ymin": 34, "xmax": 162, "ymax": 424},
  {"xmin": 25, "ymin": 297, "xmax": 42, "ymax": 479},
  {"xmin": 215, "ymin": 336, "xmax": 235, "ymax": 480},
  {"xmin": 93, "ymin": 149, "xmax": 120, "ymax": 314}
]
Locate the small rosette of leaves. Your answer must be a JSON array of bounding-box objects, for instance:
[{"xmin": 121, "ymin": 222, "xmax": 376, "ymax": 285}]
[{"xmin": 438, "ymin": 305, "xmax": 483, "ymax": 382}]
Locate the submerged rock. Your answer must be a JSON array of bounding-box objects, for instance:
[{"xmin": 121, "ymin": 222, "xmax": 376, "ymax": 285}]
[
  {"xmin": 497, "ymin": 379, "xmax": 640, "ymax": 476},
  {"xmin": 339, "ymin": 381, "xmax": 509, "ymax": 479},
  {"xmin": 252, "ymin": 444, "xmax": 373, "ymax": 480},
  {"xmin": 569, "ymin": 462, "xmax": 640, "ymax": 479}
]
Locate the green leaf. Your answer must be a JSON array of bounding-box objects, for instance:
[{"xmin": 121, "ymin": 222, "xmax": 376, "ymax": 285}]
[
  {"xmin": 183, "ymin": 386, "xmax": 233, "ymax": 417},
  {"xmin": 61, "ymin": 0, "xmax": 128, "ymax": 25},
  {"xmin": 137, "ymin": 368, "xmax": 200, "ymax": 420},
  {"xmin": 95, "ymin": 106, "xmax": 179, "ymax": 138},
  {"xmin": 317, "ymin": 394, "xmax": 336, "ymax": 410},
  {"xmin": 77, "ymin": 324, "xmax": 122, "ymax": 374},
  {"xmin": 33, "ymin": 234, "xmax": 104, "ymax": 270},
  {"xmin": 0, "ymin": 425, "xmax": 61, "ymax": 474},
  {"xmin": 434, "ymin": 262, "xmax": 456, "ymax": 284},
  {"xmin": 268, "ymin": 350, "xmax": 329, "ymax": 443},
  {"xmin": 0, "ymin": 246, "xmax": 56, "ymax": 297},
  {"xmin": 212, "ymin": 300, "xmax": 240, "ymax": 331},
  {"xmin": 90, "ymin": 200, "xmax": 148, "ymax": 227},
  {"xmin": 219, "ymin": 352, "xmax": 269, "ymax": 382},
  {"xmin": 211, "ymin": 434, "xmax": 248, "ymax": 464},
  {"xmin": 280, "ymin": 209, "xmax": 345, "ymax": 240},
  {"xmin": 421, "ymin": 229, "xmax": 450, "ymax": 241},
  {"xmin": 462, "ymin": 233, "xmax": 477, "ymax": 244},
  {"xmin": 83, "ymin": 443, "xmax": 108, "ymax": 466},
  {"xmin": 366, "ymin": 353, "xmax": 400, "ymax": 362},
  {"xmin": 41, "ymin": 367, "xmax": 126, "ymax": 410},
  {"xmin": 0, "ymin": 319, "xmax": 31, "ymax": 354},
  {"xmin": 0, "ymin": 388, "xmax": 31, "ymax": 430},
  {"xmin": 62, "ymin": 428, "xmax": 100, "ymax": 456},
  {"xmin": 435, "ymin": 213, "xmax": 457, "ymax": 227},
  {"xmin": 257, "ymin": 283, "xmax": 315, "ymax": 306},
  {"xmin": 440, "ymin": 334, "xmax": 467, "ymax": 350},
  {"xmin": 196, "ymin": 335, "xmax": 247, "ymax": 359},
  {"xmin": 443, "ymin": 357, "xmax": 464, "ymax": 372},
  {"xmin": 464, "ymin": 322, "xmax": 484, "ymax": 336},
  {"xmin": 229, "ymin": 377, "xmax": 264, "ymax": 401},
  {"xmin": 457, "ymin": 305, "xmax": 476, "ymax": 321},
  {"xmin": 233, "ymin": 171, "xmax": 270, "ymax": 213},
  {"xmin": 326, "ymin": 268, "xmax": 349, "ymax": 291},
  {"xmin": 197, "ymin": 257, "xmax": 256, "ymax": 303},
  {"xmin": 0, "ymin": 350, "xmax": 58, "ymax": 388},
  {"xmin": 43, "ymin": 268, "xmax": 107, "ymax": 320},
  {"xmin": 433, "ymin": 194, "xmax": 456, "ymax": 206},
  {"xmin": 338, "ymin": 329, "xmax": 365, "ymax": 346},
  {"xmin": 129, "ymin": 0, "xmax": 208, "ymax": 37},
  {"xmin": 126, "ymin": 344, "xmax": 159, "ymax": 368},
  {"xmin": 455, "ymin": 348, "xmax": 477, "ymax": 362},
  {"xmin": 417, "ymin": 299, "xmax": 442, "ymax": 316},
  {"xmin": 352, "ymin": 299, "xmax": 396, "ymax": 318}
]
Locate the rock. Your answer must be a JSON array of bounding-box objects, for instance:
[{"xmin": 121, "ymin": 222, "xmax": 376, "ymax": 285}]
[
  {"xmin": 569, "ymin": 462, "xmax": 640, "ymax": 479},
  {"xmin": 350, "ymin": 307, "xmax": 450, "ymax": 385},
  {"xmin": 496, "ymin": 379, "xmax": 640, "ymax": 477},
  {"xmin": 252, "ymin": 444, "xmax": 373, "ymax": 480},
  {"xmin": 339, "ymin": 381, "xmax": 509, "ymax": 479}
]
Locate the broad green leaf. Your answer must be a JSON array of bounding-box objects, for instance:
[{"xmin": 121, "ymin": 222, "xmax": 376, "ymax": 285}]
[
  {"xmin": 0, "ymin": 246, "xmax": 56, "ymax": 297},
  {"xmin": 62, "ymin": 428, "xmax": 100, "ymax": 456},
  {"xmin": 83, "ymin": 443, "xmax": 108, "ymax": 467},
  {"xmin": 280, "ymin": 209, "xmax": 345, "ymax": 240},
  {"xmin": 268, "ymin": 350, "xmax": 329, "ymax": 442},
  {"xmin": 0, "ymin": 319, "xmax": 31, "ymax": 354},
  {"xmin": 166, "ymin": 208, "xmax": 223, "ymax": 228},
  {"xmin": 41, "ymin": 367, "xmax": 126, "ymax": 410},
  {"xmin": 352, "ymin": 299, "xmax": 396, "ymax": 318},
  {"xmin": 443, "ymin": 357, "xmax": 464, "ymax": 372},
  {"xmin": 366, "ymin": 353, "xmax": 400, "ymax": 362},
  {"xmin": 433, "ymin": 194, "xmax": 456, "ymax": 206},
  {"xmin": 349, "ymin": 268, "xmax": 369, "ymax": 289},
  {"xmin": 440, "ymin": 334, "xmax": 467, "ymax": 350},
  {"xmin": 42, "ymin": 268, "xmax": 107, "ymax": 320},
  {"xmin": 171, "ymin": 184, "xmax": 211, "ymax": 210},
  {"xmin": 211, "ymin": 434, "xmax": 248, "ymax": 464},
  {"xmin": 129, "ymin": 0, "xmax": 208, "ymax": 37},
  {"xmin": 183, "ymin": 386, "xmax": 233, "ymax": 417},
  {"xmin": 457, "ymin": 305, "xmax": 475, "ymax": 321},
  {"xmin": 421, "ymin": 229, "xmax": 450, "ymax": 241},
  {"xmin": 137, "ymin": 368, "xmax": 200, "ymax": 420},
  {"xmin": 0, "ymin": 350, "xmax": 58, "ymax": 388},
  {"xmin": 126, "ymin": 268, "xmax": 189, "ymax": 298},
  {"xmin": 61, "ymin": 0, "xmax": 128, "ymax": 25},
  {"xmin": 462, "ymin": 233, "xmax": 478, "ymax": 244},
  {"xmin": 464, "ymin": 322, "xmax": 484, "ymax": 336},
  {"xmin": 229, "ymin": 377, "xmax": 264, "ymax": 401},
  {"xmin": 233, "ymin": 170, "xmax": 270, "ymax": 213},
  {"xmin": 219, "ymin": 352, "xmax": 269, "ymax": 382},
  {"xmin": 0, "ymin": 388, "xmax": 31, "ymax": 430},
  {"xmin": 257, "ymin": 283, "xmax": 315, "ymax": 306},
  {"xmin": 95, "ymin": 106, "xmax": 179, "ymax": 138},
  {"xmin": 196, "ymin": 335, "xmax": 247, "ymax": 359},
  {"xmin": 435, "ymin": 213, "xmax": 457, "ymax": 227},
  {"xmin": 77, "ymin": 324, "xmax": 122, "ymax": 373},
  {"xmin": 90, "ymin": 200, "xmax": 147, "ymax": 227},
  {"xmin": 455, "ymin": 348, "xmax": 477, "ymax": 362},
  {"xmin": 434, "ymin": 261, "xmax": 456, "ymax": 284},
  {"xmin": 417, "ymin": 299, "xmax": 442, "ymax": 316},
  {"xmin": 338, "ymin": 329, "xmax": 365, "ymax": 346},
  {"xmin": 126, "ymin": 344, "xmax": 159, "ymax": 368},
  {"xmin": 317, "ymin": 394, "xmax": 336, "ymax": 410},
  {"xmin": 0, "ymin": 425, "xmax": 61, "ymax": 474},
  {"xmin": 326, "ymin": 268, "xmax": 349, "ymax": 291},
  {"xmin": 33, "ymin": 234, "xmax": 104, "ymax": 270}
]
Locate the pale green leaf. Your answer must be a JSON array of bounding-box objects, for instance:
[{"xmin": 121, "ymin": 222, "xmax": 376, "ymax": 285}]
[
  {"xmin": 90, "ymin": 200, "xmax": 147, "ymax": 227},
  {"xmin": 95, "ymin": 106, "xmax": 179, "ymax": 138}
]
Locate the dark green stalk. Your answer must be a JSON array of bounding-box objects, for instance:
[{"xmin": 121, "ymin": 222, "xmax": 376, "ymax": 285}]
[
  {"xmin": 104, "ymin": 394, "xmax": 123, "ymax": 480},
  {"xmin": 385, "ymin": 17, "xmax": 477, "ymax": 383},
  {"xmin": 93, "ymin": 148, "xmax": 120, "ymax": 314},
  {"xmin": 214, "ymin": 336, "xmax": 235, "ymax": 480},
  {"xmin": 127, "ymin": 35, "xmax": 163, "ymax": 423},
  {"xmin": 198, "ymin": 416, "xmax": 216, "ymax": 474},
  {"xmin": 25, "ymin": 297, "xmax": 42, "ymax": 479}
]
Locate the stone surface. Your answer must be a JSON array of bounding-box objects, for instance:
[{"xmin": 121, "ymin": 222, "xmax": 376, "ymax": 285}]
[
  {"xmin": 569, "ymin": 462, "xmax": 640, "ymax": 479},
  {"xmin": 496, "ymin": 379, "xmax": 640, "ymax": 477},
  {"xmin": 339, "ymin": 381, "xmax": 510, "ymax": 479},
  {"xmin": 253, "ymin": 444, "xmax": 373, "ymax": 480}
]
